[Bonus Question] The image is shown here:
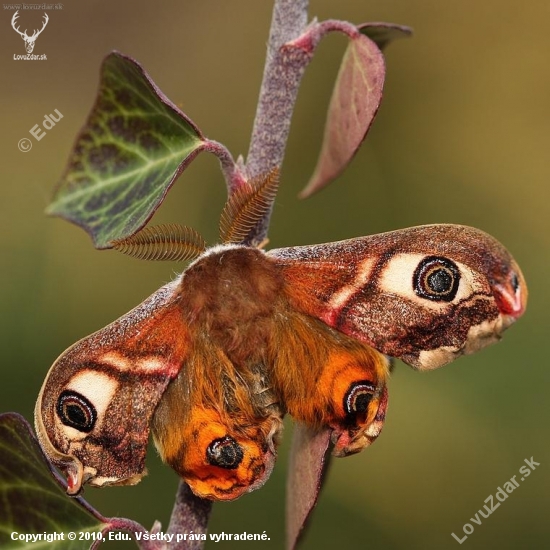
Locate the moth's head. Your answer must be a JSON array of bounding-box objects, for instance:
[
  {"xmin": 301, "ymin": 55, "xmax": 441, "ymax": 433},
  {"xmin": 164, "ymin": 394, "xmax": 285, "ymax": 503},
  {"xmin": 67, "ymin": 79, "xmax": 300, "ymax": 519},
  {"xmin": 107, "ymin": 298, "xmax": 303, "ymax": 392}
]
[{"xmin": 34, "ymin": 282, "xmax": 186, "ymax": 495}]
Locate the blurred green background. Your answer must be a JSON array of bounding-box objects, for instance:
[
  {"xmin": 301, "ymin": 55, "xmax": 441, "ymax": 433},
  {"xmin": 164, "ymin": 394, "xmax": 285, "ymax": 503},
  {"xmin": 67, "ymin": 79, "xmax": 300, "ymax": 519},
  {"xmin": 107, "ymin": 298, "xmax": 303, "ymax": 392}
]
[{"xmin": 1, "ymin": 1, "xmax": 548, "ymax": 548}]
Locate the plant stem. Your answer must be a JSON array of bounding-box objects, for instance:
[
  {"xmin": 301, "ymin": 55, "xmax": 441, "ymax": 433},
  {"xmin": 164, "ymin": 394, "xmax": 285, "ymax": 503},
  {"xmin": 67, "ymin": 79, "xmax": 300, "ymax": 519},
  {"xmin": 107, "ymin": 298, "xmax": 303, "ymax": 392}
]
[
  {"xmin": 245, "ymin": 0, "xmax": 310, "ymax": 243},
  {"xmin": 166, "ymin": 481, "xmax": 213, "ymax": 549},
  {"xmin": 166, "ymin": 1, "xmax": 313, "ymax": 544},
  {"xmin": 203, "ymin": 139, "xmax": 247, "ymax": 191}
]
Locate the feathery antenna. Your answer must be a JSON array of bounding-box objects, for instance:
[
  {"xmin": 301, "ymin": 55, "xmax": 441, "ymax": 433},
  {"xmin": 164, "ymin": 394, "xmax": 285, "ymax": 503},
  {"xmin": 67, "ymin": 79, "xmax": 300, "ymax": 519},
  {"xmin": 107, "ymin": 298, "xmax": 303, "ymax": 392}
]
[
  {"xmin": 219, "ymin": 168, "xmax": 280, "ymax": 244},
  {"xmin": 111, "ymin": 224, "xmax": 207, "ymax": 261}
]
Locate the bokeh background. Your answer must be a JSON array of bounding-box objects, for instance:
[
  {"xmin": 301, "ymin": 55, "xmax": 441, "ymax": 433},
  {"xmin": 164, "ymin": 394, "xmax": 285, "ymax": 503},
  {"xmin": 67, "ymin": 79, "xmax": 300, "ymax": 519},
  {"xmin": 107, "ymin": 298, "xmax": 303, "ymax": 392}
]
[{"xmin": 1, "ymin": 1, "xmax": 548, "ymax": 548}]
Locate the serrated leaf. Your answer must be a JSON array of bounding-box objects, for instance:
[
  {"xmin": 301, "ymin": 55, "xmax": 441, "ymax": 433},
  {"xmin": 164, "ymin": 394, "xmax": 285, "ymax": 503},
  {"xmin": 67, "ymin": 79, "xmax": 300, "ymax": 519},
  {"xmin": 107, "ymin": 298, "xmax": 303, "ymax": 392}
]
[
  {"xmin": 0, "ymin": 413, "xmax": 108, "ymax": 549},
  {"xmin": 47, "ymin": 51, "xmax": 206, "ymax": 249},
  {"xmin": 358, "ymin": 22, "xmax": 412, "ymax": 50},
  {"xmin": 286, "ymin": 425, "xmax": 331, "ymax": 550},
  {"xmin": 300, "ymin": 33, "xmax": 385, "ymax": 198}
]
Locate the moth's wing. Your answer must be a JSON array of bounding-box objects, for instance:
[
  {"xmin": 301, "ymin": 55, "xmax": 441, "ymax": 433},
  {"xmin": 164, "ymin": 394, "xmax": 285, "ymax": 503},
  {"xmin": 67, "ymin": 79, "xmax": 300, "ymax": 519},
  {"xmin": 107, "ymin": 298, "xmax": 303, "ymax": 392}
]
[
  {"xmin": 35, "ymin": 281, "xmax": 188, "ymax": 494},
  {"xmin": 152, "ymin": 339, "xmax": 284, "ymax": 501},
  {"xmin": 269, "ymin": 224, "xmax": 526, "ymax": 370},
  {"xmin": 267, "ymin": 305, "xmax": 390, "ymax": 457}
]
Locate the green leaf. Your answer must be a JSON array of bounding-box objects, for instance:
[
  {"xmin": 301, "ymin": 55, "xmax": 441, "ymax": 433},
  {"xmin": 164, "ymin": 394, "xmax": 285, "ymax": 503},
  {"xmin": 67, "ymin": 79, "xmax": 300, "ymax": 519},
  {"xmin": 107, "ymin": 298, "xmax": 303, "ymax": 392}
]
[
  {"xmin": 0, "ymin": 413, "xmax": 108, "ymax": 549},
  {"xmin": 47, "ymin": 52, "xmax": 206, "ymax": 249},
  {"xmin": 0, "ymin": 413, "xmax": 197, "ymax": 549},
  {"xmin": 300, "ymin": 33, "xmax": 385, "ymax": 198}
]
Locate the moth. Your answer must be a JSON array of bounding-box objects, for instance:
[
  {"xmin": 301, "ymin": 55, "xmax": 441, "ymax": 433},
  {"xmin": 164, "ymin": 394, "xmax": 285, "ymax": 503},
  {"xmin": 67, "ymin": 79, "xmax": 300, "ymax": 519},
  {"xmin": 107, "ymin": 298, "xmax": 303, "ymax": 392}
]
[{"xmin": 35, "ymin": 170, "xmax": 527, "ymax": 501}]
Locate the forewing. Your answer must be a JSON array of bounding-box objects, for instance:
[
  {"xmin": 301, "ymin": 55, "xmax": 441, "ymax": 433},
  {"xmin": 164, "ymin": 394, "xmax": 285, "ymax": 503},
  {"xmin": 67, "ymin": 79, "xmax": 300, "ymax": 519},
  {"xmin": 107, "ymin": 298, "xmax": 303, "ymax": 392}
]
[
  {"xmin": 269, "ymin": 224, "xmax": 526, "ymax": 370},
  {"xmin": 35, "ymin": 281, "xmax": 188, "ymax": 494}
]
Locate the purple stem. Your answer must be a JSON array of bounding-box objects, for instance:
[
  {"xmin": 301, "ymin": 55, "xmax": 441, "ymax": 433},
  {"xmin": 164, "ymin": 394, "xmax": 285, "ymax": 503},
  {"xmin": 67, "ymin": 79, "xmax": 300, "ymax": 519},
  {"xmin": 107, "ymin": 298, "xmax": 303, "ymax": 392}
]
[
  {"xmin": 314, "ymin": 19, "xmax": 360, "ymax": 39},
  {"xmin": 246, "ymin": 0, "xmax": 310, "ymax": 176},
  {"xmin": 203, "ymin": 139, "xmax": 247, "ymax": 191},
  {"xmin": 164, "ymin": 1, "xmax": 345, "ymax": 545},
  {"xmin": 165, "ymin": 481, "xmax": 213, "ymax": 549},
  {"xmin": 161, "ymin": 2, "xmax": 315, "ymax": 545},
  {"xmin": 244, "ymin": 0, "xmax": 311, "ymax": 244},
  {"xmin": 243, "ymin": 6, "xmax": 361, "ymax": 244},
  {"xmin": 245, "ymin": 11, "xmax": 360, "ymax": 183}
]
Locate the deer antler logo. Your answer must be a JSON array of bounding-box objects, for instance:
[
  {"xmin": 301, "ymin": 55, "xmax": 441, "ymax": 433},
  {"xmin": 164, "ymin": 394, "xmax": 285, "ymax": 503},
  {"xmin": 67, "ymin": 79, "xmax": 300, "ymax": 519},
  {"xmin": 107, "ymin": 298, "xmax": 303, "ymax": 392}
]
[{"xmin": 11, "ymin": 11, "xmax": 49, "ymax": 54}]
